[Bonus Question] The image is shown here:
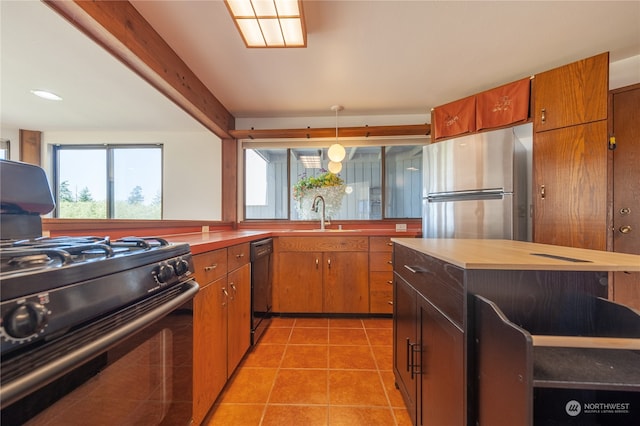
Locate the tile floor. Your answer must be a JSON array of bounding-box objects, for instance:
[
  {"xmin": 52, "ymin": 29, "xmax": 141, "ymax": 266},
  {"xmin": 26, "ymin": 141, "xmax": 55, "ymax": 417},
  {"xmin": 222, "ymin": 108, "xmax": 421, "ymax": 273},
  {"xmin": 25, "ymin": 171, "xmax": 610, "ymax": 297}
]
[{"xmin": 204, "ymin": 317, "xmax": 412, "ymax": 425}]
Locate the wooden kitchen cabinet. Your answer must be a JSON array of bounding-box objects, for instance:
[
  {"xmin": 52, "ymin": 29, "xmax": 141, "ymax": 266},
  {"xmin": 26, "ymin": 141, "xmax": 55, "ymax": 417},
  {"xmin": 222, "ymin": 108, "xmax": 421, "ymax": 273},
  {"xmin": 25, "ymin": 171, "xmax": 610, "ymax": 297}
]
[
  {"xmin": 274, "ymin": 236, "xmax": 369, "ymax": 314},
  {"xmin": 392, "ymin": 237, "xmax": 640, "ymax": 426},
  {"xmin": 191, "ymin": 243, "xmax": 251, "ymax": 425},
  {"xmin": 533, "ymin": 121, "xmax": 608, "ymax": 250},
  {"xmin": 533, "ymin": 52, "xmax": 608, "ymax": 132},
  {"xmin": 369, "ymin": 236, "xmax": 394, "ymax": 314},
  {"xmin": 532, "ymin": 52, "xmax": 609, "ymax": 250},
  {"xmin": 323, "ymin": 251, "xmax": 369, "ymax": 313},
  {"xmin": 393, "ymin": 243, "xmax": 466, "ymax": 426},
  {"xmin": 226, "ymin": 262, "xmax": 251, "ymax": 373},
  {"xmin": 192, "ymin": 249, "xmax": 227, "ymax": 425}
]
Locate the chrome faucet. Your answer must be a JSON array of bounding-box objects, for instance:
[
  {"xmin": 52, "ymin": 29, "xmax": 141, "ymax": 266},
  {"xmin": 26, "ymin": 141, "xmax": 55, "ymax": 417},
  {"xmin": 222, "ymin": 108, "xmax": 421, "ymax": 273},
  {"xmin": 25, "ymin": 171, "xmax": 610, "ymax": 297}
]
[{"xmin": 311, "ymin": 195, "xmax": 326, "ymax": 230}]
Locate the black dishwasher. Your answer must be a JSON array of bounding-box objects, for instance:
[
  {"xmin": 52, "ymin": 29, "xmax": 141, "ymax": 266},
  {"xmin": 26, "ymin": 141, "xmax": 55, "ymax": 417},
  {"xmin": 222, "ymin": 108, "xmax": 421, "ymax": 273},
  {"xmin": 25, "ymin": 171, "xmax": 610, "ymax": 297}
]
[{"xmin": 250, "ymin": 238, "xmax": 273, "ymax": 345}]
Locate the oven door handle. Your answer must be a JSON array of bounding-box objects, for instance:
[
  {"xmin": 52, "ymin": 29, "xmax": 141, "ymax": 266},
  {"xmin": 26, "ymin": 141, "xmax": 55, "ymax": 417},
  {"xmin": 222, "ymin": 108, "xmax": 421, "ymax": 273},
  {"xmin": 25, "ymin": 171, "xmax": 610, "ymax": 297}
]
[{"xmin": 1, "ymin": 280, "xmax": 200, "ymax": 409}]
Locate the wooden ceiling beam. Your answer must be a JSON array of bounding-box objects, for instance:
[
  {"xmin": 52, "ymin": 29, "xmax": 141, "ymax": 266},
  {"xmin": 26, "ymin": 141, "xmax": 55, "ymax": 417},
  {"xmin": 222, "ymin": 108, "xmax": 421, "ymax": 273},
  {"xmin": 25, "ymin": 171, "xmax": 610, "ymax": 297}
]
[
  {"xmin": 44, "ymin": 0, "xmax": 235, "ymax": 139},
  {"xmin": 230, "ymin": 123, "xmax": 430, "ymax": 140}
]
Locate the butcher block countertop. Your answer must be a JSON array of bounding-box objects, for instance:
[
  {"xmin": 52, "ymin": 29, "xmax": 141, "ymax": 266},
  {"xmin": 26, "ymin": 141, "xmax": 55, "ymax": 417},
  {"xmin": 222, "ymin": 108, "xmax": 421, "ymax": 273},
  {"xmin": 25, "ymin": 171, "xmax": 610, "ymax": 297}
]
[{"xmin": 391, "ymin": 238, "xmax": 640, "ymax": 271}]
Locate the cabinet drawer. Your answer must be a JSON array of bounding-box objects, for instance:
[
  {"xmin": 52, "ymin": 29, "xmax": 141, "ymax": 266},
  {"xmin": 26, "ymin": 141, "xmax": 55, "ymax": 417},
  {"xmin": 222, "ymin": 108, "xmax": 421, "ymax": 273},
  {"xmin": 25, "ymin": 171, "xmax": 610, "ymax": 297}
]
[
  {"xmin": 277, "ymin": 236, "xmax": 368, "ymax": 252},
  {"xmin": 370, "ymin": 271, "xmax": 393, "ymax": 314},
  {"xmin": 193, "ymin": 249, "xmax": 227, "ymax": 284},
  {"xmin": 394, "ymin": 244, "xmax": 464, "ymax": 327},
  {"xmin": 228, "ymin": 243, "xmax": 249, "ymax": 271},
  {"xmin": 370, "ymin": 236, "xmax": 394, "ymax": 252},
  {"xmin": 370, "ymin": 251, "xmax": 393, "ymax": 271}
]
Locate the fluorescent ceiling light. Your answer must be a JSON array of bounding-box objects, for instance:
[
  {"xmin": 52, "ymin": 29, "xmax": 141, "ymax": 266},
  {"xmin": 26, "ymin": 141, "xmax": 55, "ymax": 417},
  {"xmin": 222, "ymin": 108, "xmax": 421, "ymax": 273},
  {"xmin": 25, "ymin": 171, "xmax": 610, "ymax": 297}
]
[
  {"xmin": 225, "ymin": 0, "xmax": 306, "ymax": 48},
  {"xmin": 300, "ymin": 155, "xmax": 321, "ymax": 169},
  {"xmin": 30, "ymin": 90, "xmax": 62, "ymax": 101}
]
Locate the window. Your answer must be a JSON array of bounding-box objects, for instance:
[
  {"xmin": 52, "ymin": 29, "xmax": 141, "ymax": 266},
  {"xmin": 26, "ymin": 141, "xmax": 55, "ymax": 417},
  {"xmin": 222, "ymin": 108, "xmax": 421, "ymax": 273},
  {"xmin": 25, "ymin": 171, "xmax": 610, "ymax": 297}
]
[
  {"xmin": 243, "ymin": 140, "xmax": 424, "ymax": 220},
  {"xmin": 0, "ymin": 139, "xmax": 9, "ymax": 159},
  {"xmin": 54, "ymin": 145, "xmax": 162, "ymax": 219}
]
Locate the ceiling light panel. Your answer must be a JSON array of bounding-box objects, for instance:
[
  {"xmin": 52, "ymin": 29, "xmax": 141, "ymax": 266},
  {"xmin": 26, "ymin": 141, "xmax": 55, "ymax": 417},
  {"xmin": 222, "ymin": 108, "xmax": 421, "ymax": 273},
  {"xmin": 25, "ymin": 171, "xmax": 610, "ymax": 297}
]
[{"xmin": 225, "ymin": 0, "xmax": 306, "ymax": 48}]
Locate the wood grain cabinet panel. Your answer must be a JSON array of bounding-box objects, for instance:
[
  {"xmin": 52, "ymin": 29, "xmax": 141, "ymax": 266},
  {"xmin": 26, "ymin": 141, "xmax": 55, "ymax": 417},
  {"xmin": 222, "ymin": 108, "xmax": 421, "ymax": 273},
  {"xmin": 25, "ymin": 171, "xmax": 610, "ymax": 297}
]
[
  {"xmin": 533, "ymin": 52, "xmax": 608, "ymax": 132},
  {"xmin": 532, "ymin": 52, "xmax": 609, "ymax": 251},
  {"xmin": 369, "ymin": 236, "xmax": 395, "ymax": 314},
  {"xmin": 274, "ymin": 236, "xmax": 369, "ymax": 314},
  {"xmin": 191, "ymin": 244, "xmax": 251, "ymax": 425}
]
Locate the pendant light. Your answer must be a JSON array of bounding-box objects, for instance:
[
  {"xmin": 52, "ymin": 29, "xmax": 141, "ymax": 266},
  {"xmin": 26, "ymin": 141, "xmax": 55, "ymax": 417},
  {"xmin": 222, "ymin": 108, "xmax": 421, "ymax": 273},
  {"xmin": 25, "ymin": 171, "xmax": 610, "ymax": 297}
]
[
  {"xmin": 328, "ymin": 105, "xmax": 346, "ymax": 163},
  {"xmin": 327, "ymin": 161, "xmax": 342, "ymax": 174}
]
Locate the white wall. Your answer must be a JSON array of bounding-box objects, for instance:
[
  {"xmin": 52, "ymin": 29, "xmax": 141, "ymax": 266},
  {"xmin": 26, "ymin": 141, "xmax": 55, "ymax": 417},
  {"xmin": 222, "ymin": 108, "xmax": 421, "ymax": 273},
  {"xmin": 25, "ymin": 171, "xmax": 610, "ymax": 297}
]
[{"xmin": 42, "ymin": 130, "xmax": 222, "ymax": 220}]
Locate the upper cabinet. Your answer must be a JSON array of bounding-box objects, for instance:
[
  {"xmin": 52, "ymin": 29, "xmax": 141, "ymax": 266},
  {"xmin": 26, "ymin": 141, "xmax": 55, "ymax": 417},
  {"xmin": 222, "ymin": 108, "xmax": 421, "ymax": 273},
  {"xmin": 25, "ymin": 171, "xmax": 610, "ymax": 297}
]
[
  {"xmin": 531, "ymin": 52, "xmax": 610, "ymax": 250},
  {"xmin": 532, "ymin": 53, "xmax": 609, "ymax": 132}
]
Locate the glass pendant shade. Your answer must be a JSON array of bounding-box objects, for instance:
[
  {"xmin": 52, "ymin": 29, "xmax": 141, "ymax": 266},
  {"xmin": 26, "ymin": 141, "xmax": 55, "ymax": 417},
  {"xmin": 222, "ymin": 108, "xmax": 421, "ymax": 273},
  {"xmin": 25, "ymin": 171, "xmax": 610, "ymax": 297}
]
[
  {"xmin": 327, "ymin": 161, "xmax": 342, "ymax": 174},
  {"xmin": 328, "ymin": 143, "xmax": 346, "ymax": 162}
]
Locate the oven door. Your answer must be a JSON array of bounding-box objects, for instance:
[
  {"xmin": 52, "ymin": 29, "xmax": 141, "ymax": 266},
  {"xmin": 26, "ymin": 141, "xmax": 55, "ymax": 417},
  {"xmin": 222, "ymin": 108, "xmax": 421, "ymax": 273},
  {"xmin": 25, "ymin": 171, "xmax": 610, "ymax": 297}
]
[{"xmin": 1, "ymin": 280, "xmax": 198, "ymax": 426}]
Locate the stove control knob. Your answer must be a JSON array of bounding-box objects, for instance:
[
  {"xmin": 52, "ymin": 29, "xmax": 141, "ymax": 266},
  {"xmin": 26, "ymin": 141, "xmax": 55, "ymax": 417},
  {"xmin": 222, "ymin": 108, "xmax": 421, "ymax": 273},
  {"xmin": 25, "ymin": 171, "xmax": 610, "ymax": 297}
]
[
  {"xmin": 4, "ymin": 303, "xmax": 48, "ymax": 339},
  {"xmin": 173, "ymin": 258, "xmax": 190, "ymax": 276},
  {"xmin": 155, "ymin": 263, "xmax": 175, "ymax": 284}
]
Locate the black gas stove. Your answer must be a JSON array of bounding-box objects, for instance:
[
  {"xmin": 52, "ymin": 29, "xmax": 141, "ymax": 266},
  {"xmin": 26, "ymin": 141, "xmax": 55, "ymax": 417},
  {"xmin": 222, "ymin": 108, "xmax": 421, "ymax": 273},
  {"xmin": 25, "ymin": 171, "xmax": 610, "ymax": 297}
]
[
  {"xmin": 0, "ymin": 235, "xmax": 194, "ymax": 357},
  {"xmin": 0, "ymin": 161, "xmax": 199, "ymax": 412}
]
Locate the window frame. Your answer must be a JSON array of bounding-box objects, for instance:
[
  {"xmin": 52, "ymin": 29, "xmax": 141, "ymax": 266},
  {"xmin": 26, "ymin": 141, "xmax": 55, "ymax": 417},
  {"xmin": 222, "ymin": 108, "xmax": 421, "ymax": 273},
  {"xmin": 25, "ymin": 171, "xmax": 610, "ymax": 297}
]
[
  {"xmin": 53, "ymin": 144, "xmax": 163, "ymax": 219},
  {"xmin": 242, "ymin": 137, "xmax": 427, "ymax": 221}
]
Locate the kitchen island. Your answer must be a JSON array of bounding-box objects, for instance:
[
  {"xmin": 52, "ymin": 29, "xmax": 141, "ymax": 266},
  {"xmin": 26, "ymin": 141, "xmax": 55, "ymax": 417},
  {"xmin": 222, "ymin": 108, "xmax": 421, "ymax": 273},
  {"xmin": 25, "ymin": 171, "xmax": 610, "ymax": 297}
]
[{"xmin": 391, "ymin": 238, "xmax": 640, "ymax": 426}]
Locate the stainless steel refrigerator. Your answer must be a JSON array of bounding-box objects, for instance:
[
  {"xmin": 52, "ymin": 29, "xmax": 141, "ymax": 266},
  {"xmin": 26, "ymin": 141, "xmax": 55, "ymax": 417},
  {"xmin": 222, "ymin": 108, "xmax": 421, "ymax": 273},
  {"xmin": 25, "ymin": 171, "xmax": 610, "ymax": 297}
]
[{"xmin": 422, "ymin": 127, "xmax": 528, "ymax": 240}]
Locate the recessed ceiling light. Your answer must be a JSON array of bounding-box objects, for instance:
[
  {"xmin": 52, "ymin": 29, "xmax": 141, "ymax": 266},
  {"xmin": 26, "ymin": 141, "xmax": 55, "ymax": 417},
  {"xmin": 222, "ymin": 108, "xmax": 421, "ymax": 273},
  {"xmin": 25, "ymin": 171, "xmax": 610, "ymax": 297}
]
[{"xmin": 30, "ymin": 90, "xmax": 62, "ymax": 101}]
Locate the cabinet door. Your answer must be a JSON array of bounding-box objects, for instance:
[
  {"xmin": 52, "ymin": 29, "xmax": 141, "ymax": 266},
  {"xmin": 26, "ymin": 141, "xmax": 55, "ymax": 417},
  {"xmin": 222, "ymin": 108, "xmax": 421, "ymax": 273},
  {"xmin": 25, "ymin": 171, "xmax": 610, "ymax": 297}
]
[
  {"xmin": 193, "ymin": 277, "xmax": 227, "ymax": 425},
  {"xmin": 533, "ymin": 52, "xmax": 608, "ymax": 131},
  {"xmin": 227, "ymin": 264, "xmax": 251, "ymax": 375},
  {"xmin": 393, "ymin": 275, "xmax": 418, "ymax": 425},
  {"xmin": 418, "ymin": 295, "xmax": 465, "ymax": 426},
  {"xmin": 533, "ymin": 121, "xmax": 608, "ymax": 249},
  {"xmin": 277, "ymin": 251, "xmax": 323, "ymax": 312},
  {"xmin": 323, "ymin": 251, "xmax": 369, "ymax": 313}
]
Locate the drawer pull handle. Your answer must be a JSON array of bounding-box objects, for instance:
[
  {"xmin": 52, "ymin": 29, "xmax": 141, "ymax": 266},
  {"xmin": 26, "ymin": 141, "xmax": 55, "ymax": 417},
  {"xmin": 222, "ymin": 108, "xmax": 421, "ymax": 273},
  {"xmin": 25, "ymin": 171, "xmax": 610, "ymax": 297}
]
[
  {"xmin": 387, "ymin": 260, "xmax": 393, "ymax": 265},
  {"xmin": 327, "ymin": 258, "xmax": 331, "ymax": 269},
  {"xmin": 204, "ymin": 264, "xmax": 218, "ymax": 271},
  {"xmin": 235, "ymin": 253, "xmax": 245, "ymax": 258},
  {"xmin": 403, "ymin": 264, "xmax": 422, "ymax": 274},
  {"xmin": 315, "ymin": 258, "xmax": 319, "ymax": 269},
  {"xmin": 387, "ymin": 280, "xmax": 393, "ymax": 285},
  {"xmin": 387, "ymin": 301, "xmax": 393, "ymax": 305},
  {"xmin": 386, "ymin": 242, "xmax": 393, "ymax": 246}
]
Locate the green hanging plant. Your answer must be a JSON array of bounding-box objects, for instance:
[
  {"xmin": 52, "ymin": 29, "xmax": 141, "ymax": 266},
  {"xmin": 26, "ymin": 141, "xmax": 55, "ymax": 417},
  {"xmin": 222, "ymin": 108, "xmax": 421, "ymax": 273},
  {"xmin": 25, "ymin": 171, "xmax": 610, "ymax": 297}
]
[{"xmin": 293, "ymin": 170, "xmax": 344, "ymax": 201}]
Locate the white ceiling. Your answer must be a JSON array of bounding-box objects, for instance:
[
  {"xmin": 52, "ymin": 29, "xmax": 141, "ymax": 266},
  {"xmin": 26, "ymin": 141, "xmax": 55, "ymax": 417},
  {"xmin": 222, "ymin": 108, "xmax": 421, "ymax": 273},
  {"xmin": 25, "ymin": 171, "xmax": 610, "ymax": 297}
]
[{"xmin": 2, "ymin": 1, "xmax": 639, "ymax": 133}]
